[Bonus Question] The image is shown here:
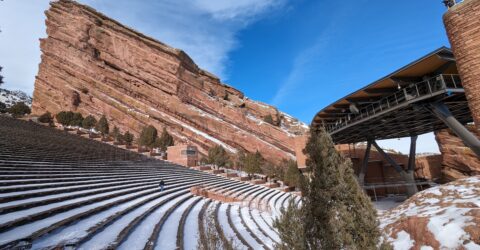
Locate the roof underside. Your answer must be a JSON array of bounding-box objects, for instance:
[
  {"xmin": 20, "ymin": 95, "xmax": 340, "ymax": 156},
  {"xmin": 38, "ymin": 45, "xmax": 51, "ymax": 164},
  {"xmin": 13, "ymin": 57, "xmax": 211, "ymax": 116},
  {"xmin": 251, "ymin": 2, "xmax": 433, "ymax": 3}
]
[{"xmin": 312, "ymin": 47, "xmax": 473, "ymax": 144}]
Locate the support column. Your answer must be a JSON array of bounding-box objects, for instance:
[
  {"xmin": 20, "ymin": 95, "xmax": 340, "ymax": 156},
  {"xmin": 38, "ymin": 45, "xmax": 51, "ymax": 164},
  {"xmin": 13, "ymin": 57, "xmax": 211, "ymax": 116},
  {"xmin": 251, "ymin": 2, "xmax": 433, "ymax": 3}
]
[
  {"xmin": 408, "ymin": 135, "xmax": 418, "ymax": 171},
  {"xmin": 406, "ymin": 135, "xmax": 419, "ymax": 194},
  {"xmin": 429, "ymin": 102, "xmax": 480, "ymax": 157},
  {"xmin": 358, "ymin": 141, "xmax": 372, "ymax": 186},
  {"xmin": 372, "ymin": 140, "xmax": 417, "ymax": 197}
]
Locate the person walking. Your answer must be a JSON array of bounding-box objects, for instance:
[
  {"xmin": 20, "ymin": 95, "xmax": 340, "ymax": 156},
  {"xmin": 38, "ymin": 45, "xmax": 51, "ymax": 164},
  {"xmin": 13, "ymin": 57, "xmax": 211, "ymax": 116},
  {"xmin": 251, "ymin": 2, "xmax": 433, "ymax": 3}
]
[{"xmin": 159, "ymin": 180, "xmax": 165, "ymax": 192}]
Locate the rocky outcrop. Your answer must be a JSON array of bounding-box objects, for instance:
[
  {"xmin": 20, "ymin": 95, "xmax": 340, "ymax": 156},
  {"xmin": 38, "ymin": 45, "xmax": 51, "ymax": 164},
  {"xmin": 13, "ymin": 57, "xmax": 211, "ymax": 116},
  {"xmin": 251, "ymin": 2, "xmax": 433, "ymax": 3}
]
[
  {"xmin": 380, "ymin": 176, "xmax": 480, "ymax": 249},
  {"xmin": 435, "ymin": 127, "xmax": 480, "ymax": 182},
  {"xmin": 32, "ymin": 0, "xmax": 308, "ymax": 163}
]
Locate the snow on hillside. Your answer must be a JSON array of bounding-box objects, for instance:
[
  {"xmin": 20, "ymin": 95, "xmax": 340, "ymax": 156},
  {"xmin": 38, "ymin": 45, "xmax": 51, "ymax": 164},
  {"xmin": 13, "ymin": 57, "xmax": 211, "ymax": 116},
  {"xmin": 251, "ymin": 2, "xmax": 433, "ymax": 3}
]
[
  {"xmin": 0, "ymin": 88, "xmax": 32, "ymax": 107},
  {"xmin": 379, "ymin": 176, "xmax": 480, "ymax": 249}
]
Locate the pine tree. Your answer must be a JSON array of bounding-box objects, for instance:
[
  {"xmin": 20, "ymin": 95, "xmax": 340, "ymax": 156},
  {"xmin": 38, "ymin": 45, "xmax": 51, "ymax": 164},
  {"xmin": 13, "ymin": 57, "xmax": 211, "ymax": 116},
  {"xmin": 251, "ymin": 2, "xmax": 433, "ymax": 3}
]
[
  {"xmin": 111, "ymin": 126, "xmax": 122, "ymax": 143},
  {"xmin": 284, "ymin": 160, "xmax": 301, "ymax": 188},
  {"xmin": 95, "ymin": 115, "xmax": 109, "ymax": 136},
  {"xmin": 205, "ymin": 145, "xmax": 230, "ymax": 168},
  {"xmin": 124, "ymin": 131, "xmax": 134, "ymax": 147},
  {"xmin": 156, "ymin": 127, "xmax": 174, "ymax": 151},
  {"xmin": 0, "ymin": 66, "xmax": 4, "ymax": 86},
  {"xmin": 82, "ymin": 115, "xmax": 97, "ymax": 129},
  {"xmin": 301, "ymin": 128, "xmax": 380, "ymax": 249},
  {"xmin": 273, "ymin": 198, "xmax": 307, "ymax": 250},
  {"xmin": 243, "ymin": 151, "xmax": 263, "ymax": 175},
  {"xmin": 0, "ymin": 101, "xmax": 6, "ymax": 113},
  {"xmin": 139, "ymin": 125, "xmax": 157, "ymax": 149}
]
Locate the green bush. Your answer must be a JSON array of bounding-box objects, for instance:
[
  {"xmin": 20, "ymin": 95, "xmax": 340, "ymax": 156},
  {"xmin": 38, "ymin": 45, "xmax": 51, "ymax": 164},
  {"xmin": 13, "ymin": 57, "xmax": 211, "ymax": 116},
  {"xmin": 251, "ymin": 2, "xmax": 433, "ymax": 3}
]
[
  {"xmin": 82, "ymin": 115, "xmax": 97, "ymax": 129},
  {"xmin": 70, "ymin": 112, "xmax": 84, "ymax": 127},
  {"xmin": 8, "ymin": 102, "xmax": 31, "ymax": 118},
  {"xmin": 0, "ymin": 101, "xmax": 7, "ymax": 113},
  {"xmin": 263, "ymin": 114, "xmax": 274, "ymax": 125},
  {"xmin": 38, "ymin": 111, "xmax": 53, "ymax": 124}
]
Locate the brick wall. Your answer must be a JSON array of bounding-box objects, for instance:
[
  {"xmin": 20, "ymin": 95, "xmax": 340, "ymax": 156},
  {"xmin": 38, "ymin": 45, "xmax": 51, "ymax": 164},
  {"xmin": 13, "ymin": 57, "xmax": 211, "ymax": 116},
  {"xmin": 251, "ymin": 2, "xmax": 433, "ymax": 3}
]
[{"xmin": 444, "ymin": 0, "xmax": 480, "ymax": 132}]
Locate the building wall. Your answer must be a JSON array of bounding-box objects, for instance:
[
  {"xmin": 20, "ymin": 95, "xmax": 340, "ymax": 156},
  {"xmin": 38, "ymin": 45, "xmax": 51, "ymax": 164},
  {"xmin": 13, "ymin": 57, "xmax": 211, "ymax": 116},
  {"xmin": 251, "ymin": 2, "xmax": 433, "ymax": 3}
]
[
  {"xmin": 167, "ymin": 145, "xmax": 199, "ymax": 167},
  {"xmin": 444, "ymin": 0, "xmax": 480, "ymax": 132}
]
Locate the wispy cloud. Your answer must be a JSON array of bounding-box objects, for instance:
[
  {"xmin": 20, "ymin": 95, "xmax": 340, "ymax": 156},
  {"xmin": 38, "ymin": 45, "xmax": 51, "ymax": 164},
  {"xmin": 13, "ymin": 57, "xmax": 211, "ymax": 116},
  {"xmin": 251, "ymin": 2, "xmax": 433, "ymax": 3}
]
[{"xmin": 0, "ymin": 0, "xmax": 288, "ymax": 94}]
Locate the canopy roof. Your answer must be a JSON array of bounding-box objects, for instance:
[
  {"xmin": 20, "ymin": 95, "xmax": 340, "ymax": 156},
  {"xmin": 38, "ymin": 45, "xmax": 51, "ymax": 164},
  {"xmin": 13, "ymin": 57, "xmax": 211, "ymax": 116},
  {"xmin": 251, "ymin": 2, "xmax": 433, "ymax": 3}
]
[{"xmin": 311, "ymin": 47, "xmax": 472, "ymax": 143}]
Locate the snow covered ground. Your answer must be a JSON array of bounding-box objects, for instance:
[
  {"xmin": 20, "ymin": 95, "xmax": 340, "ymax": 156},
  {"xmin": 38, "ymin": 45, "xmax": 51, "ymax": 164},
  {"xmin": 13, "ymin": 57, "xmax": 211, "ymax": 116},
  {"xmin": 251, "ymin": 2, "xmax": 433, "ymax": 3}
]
[
  {"xmin": 379, "ymin": 176, "xmax": 480, "ymax": 250},
  {"xmin": 0, "ymin": 161, "xmax": 292, "ymax": 250}
]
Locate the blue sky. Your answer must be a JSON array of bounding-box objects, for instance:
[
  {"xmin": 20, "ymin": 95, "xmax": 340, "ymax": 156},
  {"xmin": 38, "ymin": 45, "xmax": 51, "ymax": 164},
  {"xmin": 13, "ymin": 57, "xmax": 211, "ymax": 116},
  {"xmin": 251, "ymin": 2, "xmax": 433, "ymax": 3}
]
[{"xmin": 0, "ymin": 0, "xmax": 450, "ymax": 153}]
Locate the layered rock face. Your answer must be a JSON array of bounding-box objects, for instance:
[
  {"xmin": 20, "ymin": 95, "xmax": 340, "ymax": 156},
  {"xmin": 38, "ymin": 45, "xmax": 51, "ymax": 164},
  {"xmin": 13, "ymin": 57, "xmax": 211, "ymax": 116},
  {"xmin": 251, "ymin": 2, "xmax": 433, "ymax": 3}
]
[
  {"xmin": 444, "ymin": 0, "xmax": 480, "ymax": 131},
  {"xmin": 435, "ymin": 127, "xmax": 480, "ymax": 182},
  {"xmin": 32, "ymin": 0, "xmax": 308, "ymax": 163}
]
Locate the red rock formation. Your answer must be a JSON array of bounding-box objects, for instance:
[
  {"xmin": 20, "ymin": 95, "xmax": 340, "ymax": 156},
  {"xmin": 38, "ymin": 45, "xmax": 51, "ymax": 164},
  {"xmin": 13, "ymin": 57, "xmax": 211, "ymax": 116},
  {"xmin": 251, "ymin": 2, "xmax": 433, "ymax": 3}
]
[
  {"xmin": 32, "ymin": 0, "xmax": 308, "ymax": 163},
  {"xmin": 435, "ymin": 127, "xmax": 480, "ymax": 182},
  {"xmin": 444, "ymin": 0, "xmax": 480, "ymax": 132},
  {"xmin": 380, "ymin": 176, "xmax": 480, "ymax": 249}
]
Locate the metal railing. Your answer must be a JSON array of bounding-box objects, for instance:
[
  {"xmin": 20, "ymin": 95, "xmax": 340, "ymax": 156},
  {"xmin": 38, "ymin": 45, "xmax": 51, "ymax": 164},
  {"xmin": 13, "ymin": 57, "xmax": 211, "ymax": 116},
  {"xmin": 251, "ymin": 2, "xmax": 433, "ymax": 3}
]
[
  {"xmin": 326, "ymin": 74, "xmax": 462, "ymax": 133},
  {"xmin": 444, "ymin": 0, "xmax": 464, "ymax": 8}
]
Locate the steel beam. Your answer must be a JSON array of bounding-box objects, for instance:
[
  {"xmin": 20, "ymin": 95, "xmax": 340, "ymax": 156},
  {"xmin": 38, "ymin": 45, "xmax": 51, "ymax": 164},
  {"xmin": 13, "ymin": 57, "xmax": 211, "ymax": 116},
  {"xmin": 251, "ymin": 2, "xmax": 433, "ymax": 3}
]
[
  {"xmin": 371, "ymin": 140, "xmax": 404, "ymax": 173},
  {"xmin": 372, "ymin": 140, "xmax": 418, "ymax": 197},
  {"xmin": 358, "ymin": 140, "xmax": 372, "ymax": 186},
  {"xmin": 429, "ymin": 102, "xmax": 480, "ymax": 157},
  {"xmin": 408, "ymin": 135, "xmax": 418, "ymax": 171}
]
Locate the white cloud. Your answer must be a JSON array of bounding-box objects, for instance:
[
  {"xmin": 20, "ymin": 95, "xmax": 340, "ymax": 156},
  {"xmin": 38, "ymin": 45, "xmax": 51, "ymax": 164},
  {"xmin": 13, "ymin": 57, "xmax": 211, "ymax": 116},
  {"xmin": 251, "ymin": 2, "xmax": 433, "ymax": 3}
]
[
  {"xmin": 193, "ymin": 0, "xmax": 286, "ymax": 21},
  {"xmin": 0, "ymin": 0, "xmax": 288, "ymax": 95}
]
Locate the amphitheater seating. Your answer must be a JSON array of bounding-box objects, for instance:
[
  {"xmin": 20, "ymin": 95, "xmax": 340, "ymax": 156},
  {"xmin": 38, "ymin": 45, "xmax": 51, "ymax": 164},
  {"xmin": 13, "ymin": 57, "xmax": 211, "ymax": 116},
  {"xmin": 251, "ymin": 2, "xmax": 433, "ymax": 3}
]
[{"xmin": 0, "ymin": 116, "xmax": 297, "ymax": 249}]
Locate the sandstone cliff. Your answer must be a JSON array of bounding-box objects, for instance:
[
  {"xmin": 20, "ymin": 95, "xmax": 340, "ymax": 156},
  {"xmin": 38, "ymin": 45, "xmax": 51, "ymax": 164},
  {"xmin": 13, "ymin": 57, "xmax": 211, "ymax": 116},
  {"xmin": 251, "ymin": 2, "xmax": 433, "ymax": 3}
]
[
  {"xmin": 435, "ymin": 126, "xmax": 480, "ymax": 182},
  {"xmin": 32, "ymin": 0, "xmax": 308, "ymax": 163}
]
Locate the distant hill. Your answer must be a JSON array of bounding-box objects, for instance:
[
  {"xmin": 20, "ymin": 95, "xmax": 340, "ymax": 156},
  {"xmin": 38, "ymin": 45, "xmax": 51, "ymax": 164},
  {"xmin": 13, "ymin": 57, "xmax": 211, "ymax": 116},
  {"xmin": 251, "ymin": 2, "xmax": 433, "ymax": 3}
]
[{"xmin": 0, "ymin": 88, "xmax": 32, "ymax": 107}]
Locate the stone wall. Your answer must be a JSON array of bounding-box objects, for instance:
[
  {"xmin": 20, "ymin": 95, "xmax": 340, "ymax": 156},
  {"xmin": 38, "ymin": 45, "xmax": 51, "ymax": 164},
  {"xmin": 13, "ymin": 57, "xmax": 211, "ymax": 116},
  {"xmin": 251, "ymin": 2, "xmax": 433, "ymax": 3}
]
[
  {"xmin": 444, "ymin": 0, "xmax": 480, "ymax": 132},
  {"xmin": 32, "ymin": 0, "xmax": 308, "ymax": 164},
  {"xmin": 435, "ymin": 127, "xmax": 480, "ymax": 182}
]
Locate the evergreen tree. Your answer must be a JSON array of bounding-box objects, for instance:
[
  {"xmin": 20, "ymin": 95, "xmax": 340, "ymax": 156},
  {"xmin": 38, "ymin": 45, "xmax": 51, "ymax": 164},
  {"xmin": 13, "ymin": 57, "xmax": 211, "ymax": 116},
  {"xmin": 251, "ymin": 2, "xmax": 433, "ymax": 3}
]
[
  {"xmin": 0, "ymin": 66, "xmax": 4, "ymax": 86},
  {"xmin": 95, "ymin": 115, "xmax": 109, "ymax": 136},
  {"xmin": 205, "ymin": 145, "xmax": 230, "ymax": 168},
  {"xmin": 0, "ymin": 101, "xmax": 6, "ymax": 113},
  {"xmin": 8, "ymin": 102, "xmax": 31, "ymax": 118},
  {"xmin": 273, "ymin": 198, "xmax": 307, "ymax": 250},
  {"xmin": 284, "ymin": 159, "xmax": 301, "ymax": 188},
  {"xmin": 38, "ymin": 111, "xmax": 53, "ymax": 124},
  {"xmin": 156, "ymin": 127, "xmax": 174, "ymax": 151},
  {"xmin": 301, "ymin": 128, "xmax": 380, "ymax": 249},
  {"xmin": 139, "ymin": 125, "xmax": 158, "ymax": 149},
  {"xmin": 124, "ymin": 131, "xmax": 134, "ymax": 147},
  {"xmin": 111, "ymin": 126, "xmax": 123, "ymax": 143},
  {"xmin": 234, "ymin": 150, "xmax": 246, "ymax": 171},
  {"xmin": 70, "ymin": 112, "xmax": 84, "ymax": 127},
  {"xmin": 243, "ymin": 151, "xmax": 263, "ymax": 175},
  {"xmin": 82, "ymin": 115, "xmax": 97, "ymax": 129}
]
